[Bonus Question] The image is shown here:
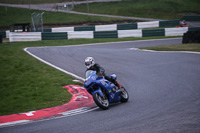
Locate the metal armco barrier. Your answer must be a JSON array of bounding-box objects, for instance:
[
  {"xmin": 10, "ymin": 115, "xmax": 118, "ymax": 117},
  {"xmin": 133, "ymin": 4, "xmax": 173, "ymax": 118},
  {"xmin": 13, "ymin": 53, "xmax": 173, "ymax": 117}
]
[
  {"xmin": 68, "ymin": 31, "xmax": 93, "ymax": 39},
  {"xmin": 42, "ymin": 32, "xmax": 68, "ymax": 40},
  {"xmin": 165, "ymin": 27, "xmax": 188, "ymax": 36},
  {"xmin": 118, "ymin": 29, "xmax": 142, "ymax": 38},
  {"xmin": 142, "ymin": 29, "xmax": 165, "ymax": 37},
  {"xmin": 74, "ymin": 26, "xmax": 95, "ymax": 31},
  {"xmin": 117, "ymin": 23, "xmax": 138, "ymax": 30},
  {"xmin": 9, "ymin": 32, "xmax": 41, "ymax": 42},
  {"xmin": 50, "ymin": 20, "xmax": 180, "ymax": 32},
  {"xmin": 183, "ymin": 15, "xmax": 200, "ymax": 21},
  {"xmin": 7, "ymin": 27, "xmax": 200, "ymax": 42},
  {"xmin": 159, "ymin": 20, "xmax": 179, "ymax": 27},
  {"xmin": 0, "ymin": 31, "xmax": 6, "ymax": 38},
  {"xmin": 94, "ymin": 31, "xmax": 118, "ymax": 38},
  {"xmin": 4, "ymin": 20, "xmax": 200, "ymax": 42}
]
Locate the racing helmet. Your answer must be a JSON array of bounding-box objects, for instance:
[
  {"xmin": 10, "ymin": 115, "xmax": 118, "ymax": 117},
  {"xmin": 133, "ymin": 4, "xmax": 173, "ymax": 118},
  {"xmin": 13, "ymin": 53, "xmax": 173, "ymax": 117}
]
[{"xmin": 85, "ymin": 57, "xmax": 95, "ymax": 69}]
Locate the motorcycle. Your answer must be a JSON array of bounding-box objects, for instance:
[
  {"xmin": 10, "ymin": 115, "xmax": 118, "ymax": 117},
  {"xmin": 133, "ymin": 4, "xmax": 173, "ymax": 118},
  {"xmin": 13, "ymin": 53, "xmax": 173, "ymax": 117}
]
[{"xmin": 84, "ymin": 70, "xmax": 129, "ymax": 110}]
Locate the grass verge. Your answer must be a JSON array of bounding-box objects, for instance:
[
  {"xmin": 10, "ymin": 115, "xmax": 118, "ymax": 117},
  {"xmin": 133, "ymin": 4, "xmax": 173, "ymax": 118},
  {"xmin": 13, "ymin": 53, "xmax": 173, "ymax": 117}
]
[
  {"xmin": 140, "ymin": 43, "xmax": 200, "ymax": 52},
  {"xmin": 74, "ymin": 0, "xmax": 200, "ymax": 20},
  {"xmin": 0, "ymin": 43, "xmax": 79, "ymax": 116},
  {"xmin": 0, "ymin": 6, "xmax": 125, "ymax": 28}
]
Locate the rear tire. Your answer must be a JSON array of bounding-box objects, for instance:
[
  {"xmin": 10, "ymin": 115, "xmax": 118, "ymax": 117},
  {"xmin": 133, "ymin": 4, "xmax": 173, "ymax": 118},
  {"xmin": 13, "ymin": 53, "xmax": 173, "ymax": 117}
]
[
  {"xmin": 93, "ymin": 92, "xmax": 109, "ymax": 110},
  {"xmin": 120, "ymin": 87, "xmax": 129, "ymax": 103}
]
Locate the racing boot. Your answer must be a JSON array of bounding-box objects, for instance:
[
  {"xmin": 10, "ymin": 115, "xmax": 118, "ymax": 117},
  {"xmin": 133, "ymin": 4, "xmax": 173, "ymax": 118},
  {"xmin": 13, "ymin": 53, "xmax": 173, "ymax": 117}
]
[{"xmin": 114, "ymin": 80, "xmax": 122, "ymax": 92}]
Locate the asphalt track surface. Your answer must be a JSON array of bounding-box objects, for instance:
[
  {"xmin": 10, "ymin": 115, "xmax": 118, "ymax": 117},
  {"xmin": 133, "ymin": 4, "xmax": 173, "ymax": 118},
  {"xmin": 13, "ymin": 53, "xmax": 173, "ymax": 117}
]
[{"xmin": 1, "ymin": 38, "xmax": 200, "ymax": 133}]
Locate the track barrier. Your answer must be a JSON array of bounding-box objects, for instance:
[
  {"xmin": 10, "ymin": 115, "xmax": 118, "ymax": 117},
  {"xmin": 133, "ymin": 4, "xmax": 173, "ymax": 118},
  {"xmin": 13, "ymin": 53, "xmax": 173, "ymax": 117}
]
[{"xmin": 1, "ymin": 20, "xmax": 199, "ymax": 42}]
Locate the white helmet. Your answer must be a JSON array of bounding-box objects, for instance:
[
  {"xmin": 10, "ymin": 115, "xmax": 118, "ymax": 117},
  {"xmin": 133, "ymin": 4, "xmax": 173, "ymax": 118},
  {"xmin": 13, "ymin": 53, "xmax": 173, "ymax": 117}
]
[{"xmin": 85, "ymin": 57, "xmax": 95, "ymax": 69}]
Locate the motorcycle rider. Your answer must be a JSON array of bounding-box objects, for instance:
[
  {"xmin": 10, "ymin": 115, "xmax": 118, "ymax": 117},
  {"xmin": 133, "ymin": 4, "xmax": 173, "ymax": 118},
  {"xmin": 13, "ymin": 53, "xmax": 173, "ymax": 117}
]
[{"xmin": 85, "ymin": 57, "xmax": 122, "ymax": 89}]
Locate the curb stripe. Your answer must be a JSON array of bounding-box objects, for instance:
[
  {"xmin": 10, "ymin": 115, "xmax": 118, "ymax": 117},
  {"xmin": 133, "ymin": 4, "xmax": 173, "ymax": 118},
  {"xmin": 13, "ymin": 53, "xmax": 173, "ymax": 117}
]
[{"xmin": 0, "ymin": 85, "xmax": 96, "ymax": 128}]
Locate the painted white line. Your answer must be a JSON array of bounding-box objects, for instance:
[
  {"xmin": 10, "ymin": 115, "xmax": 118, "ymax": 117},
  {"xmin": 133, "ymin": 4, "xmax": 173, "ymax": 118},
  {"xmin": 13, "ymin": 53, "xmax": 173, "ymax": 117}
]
[
  {"xmin": 0, "ymin": 120, "xmax": 30, "ymax": 127},
  {"xmin": 24, "ymin": 48, "xmax": 85, "ymax": 82},
  {"xmin": 130, "ymin": 47, "xmax": 200, "ymax": 54}
]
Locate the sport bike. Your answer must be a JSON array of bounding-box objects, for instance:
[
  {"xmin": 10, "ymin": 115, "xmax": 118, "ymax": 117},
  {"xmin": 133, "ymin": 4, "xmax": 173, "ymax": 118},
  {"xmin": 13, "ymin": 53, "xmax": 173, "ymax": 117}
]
[{"xmin": 84, "ymin": 70, "xmax": 129, "ymax": 110}]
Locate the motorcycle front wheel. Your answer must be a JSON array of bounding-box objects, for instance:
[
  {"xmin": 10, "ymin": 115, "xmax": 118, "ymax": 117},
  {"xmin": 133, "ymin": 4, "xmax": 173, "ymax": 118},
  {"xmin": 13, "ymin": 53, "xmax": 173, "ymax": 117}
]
[
  {"xmin": 120, "ymin": 87, "xmax": 129, "ymax": 103},
  {"xmin": 93, "ymin": 92, "xmax": 109, "ymax": 110}
]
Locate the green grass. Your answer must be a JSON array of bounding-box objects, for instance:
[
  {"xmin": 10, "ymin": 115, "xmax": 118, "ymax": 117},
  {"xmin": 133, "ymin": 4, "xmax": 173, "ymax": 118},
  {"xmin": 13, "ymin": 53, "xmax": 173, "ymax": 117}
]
[
  {"xmin": 0, "ymin": 6, "xmax": 124, "ymax": 28},
  {"xmin": 74, "ymin": 0, "xmax": 200, "ymax": 20},
  {"xmin": 140, "ymin": 43, "xmax": 200, "ymax": 52},
  {"xmin": 0, "ymin": 36, "xmax": 182, "ymax": 116},
  {"xmin": 0, "ymin": 42, "xmax": 77, "ymax": 116}
]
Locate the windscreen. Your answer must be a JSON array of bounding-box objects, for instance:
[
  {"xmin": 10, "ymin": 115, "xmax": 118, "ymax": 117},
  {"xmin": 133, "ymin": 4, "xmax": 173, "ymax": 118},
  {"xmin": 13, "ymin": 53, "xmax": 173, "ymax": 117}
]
[{"xmin": 85, "ymin": 70, "xmax": 95, "ymax": 79}]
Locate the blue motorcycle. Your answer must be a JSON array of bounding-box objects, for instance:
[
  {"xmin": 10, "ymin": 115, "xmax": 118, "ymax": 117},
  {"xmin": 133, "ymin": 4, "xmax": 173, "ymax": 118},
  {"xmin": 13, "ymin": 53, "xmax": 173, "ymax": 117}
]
[{"xmin": 84, "ymin": 70, "xmax": 129, "ymax": 110}]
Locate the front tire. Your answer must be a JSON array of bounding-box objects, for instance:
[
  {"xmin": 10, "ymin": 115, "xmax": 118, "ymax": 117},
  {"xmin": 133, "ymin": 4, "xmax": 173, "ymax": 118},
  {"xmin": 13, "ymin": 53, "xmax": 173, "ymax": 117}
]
[
  {"xmin": 93, "ymin": 92, "xmax": 109, "ymax": 110},
  {"xmin": 120, "ymin": 87, "xmax": 129, "ymax": 103}
]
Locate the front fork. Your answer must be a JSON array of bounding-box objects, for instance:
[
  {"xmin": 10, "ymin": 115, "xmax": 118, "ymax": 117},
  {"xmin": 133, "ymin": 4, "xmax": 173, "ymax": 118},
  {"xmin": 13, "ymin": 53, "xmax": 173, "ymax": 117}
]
[{"xmin": 92, "ymin": 86, "xmax": 107, "ymax": 100}]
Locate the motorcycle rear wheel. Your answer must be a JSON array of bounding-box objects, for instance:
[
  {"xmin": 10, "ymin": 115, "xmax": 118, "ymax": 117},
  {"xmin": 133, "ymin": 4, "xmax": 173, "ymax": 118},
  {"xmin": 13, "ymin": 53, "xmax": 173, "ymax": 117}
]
[
  {"xmin": 120, "ymin": 87, "xmax": 129, "ymax": 103},
  {"xmin": 93, "ymin": 92, "xmax": 109, "ymax": 110}
]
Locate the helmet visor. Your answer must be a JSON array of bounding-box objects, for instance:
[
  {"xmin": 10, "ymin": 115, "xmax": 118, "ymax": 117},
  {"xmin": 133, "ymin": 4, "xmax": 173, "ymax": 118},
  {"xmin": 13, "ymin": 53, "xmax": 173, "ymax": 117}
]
[{"xmin": 85, "ymin": 61, "xmax": 92, "ymax": 67}]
